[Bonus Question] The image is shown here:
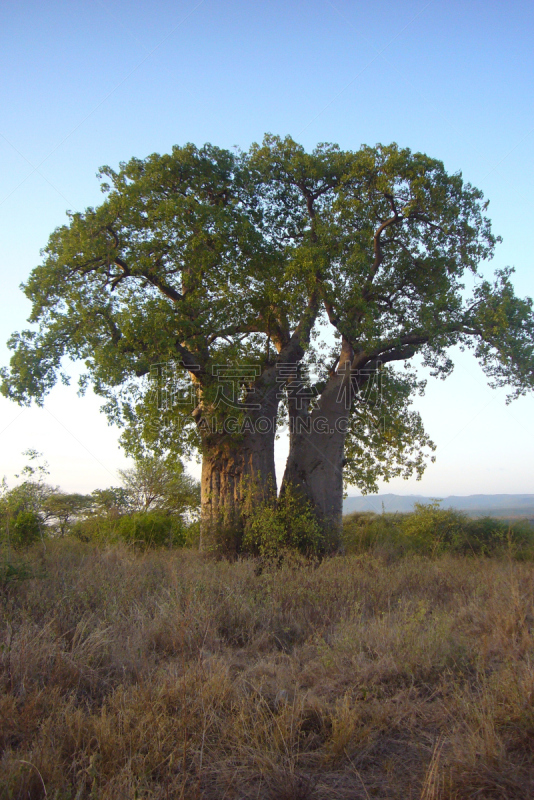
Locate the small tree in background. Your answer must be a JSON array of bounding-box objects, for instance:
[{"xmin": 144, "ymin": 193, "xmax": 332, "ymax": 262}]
[
  {"xmin": 42, "ymin": 492, "xmax": 92, "ymax": 536},
  {"xmin": 90, "ymin": 487, "xmax": 132, "ymax": 519},
  {"xmin": 118, "ymin": 454, "xmax": 200, "ymax": 519},
  {"xmin": 0, "ymin": 450, "xmax": 54, "ymax": 548}
]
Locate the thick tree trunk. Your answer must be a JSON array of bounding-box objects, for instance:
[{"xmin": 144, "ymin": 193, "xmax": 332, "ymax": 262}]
[
  {"xmin": 281, "ymin": 342, "xmax": 354, "ymax": 553},
  {"xmin": 200, "ymin": 422, "xmax": 277, "ymax": 554},
  {"xmin": 281, "ymin": 399, "xmax": 348, "ymax": 554}
]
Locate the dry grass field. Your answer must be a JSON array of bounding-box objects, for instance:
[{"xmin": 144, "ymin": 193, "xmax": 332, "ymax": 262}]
[{"xmin": 1, "ymin": 540, "xmax": 534, "ymax": 799}]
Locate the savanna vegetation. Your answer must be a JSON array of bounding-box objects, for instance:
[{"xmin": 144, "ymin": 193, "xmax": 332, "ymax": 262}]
[
  {"xmin": 2, "ymin": 456, "xmax": 534, "ymax": 798},
  {"xmin": 0, "ymin": 450, "xmax": 200, "ymax": 552},
  {"xmin": 2, "ymin": 524, "xmax": 534, "ymax": 799}
]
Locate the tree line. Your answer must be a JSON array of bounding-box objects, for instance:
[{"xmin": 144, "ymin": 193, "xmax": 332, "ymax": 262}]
[{"xmin": 0, "ymin": 450, "xmax": 200, "ymax": 548}]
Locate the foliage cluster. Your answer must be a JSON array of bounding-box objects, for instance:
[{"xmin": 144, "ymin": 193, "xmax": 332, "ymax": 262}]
[{"xmin": 71, "ymin": 510, "xmax": 198, "ymax": 550}]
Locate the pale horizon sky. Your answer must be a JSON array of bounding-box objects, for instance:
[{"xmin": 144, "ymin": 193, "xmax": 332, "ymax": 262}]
[{"xmin": 1, "ymin": 0, "xmax": 533, "ymax": 497}]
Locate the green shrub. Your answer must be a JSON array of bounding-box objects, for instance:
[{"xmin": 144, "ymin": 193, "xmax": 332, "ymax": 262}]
[
  {"xmin": 70, "ymin": 515, "xmax": 119, "ymax": 544},
  {"xmin": 0, "ymin": 552, "xmax": 34, "ymax": 584},
  {"xmin": 243, "ymin": 487, "xmax": 323, "ymax": 558},
  {"xmin": 342, "ymin": 503, "xmax": 534, "ymax": 559},
  {"xmin": 342, "ymin": 511, "xmax": 401, "ymax": 554},
  {"xmin": 10, "ymin": 510, "xmax": 42, "ymax": 548},
  {"xmin": 71, "ymin": 511, "xmax": 196, "ymax": 550},
  {"xmin": 464, "ymin": 516, "xmax": 534, "ymax": 557},
  {"xmin": 461, "ymin": 516, "xmax": 508, "ymax": 554},
  {"xmin": 399, "ymin": 502, "xmax": 466, "ymax": 555},
  {"xmin": 116, "ymin": 511, "xmax": 187, "ymax": 549}
]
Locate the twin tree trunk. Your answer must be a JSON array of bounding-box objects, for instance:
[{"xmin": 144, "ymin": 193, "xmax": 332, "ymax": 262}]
[
  {"xmin": 198, "ymin": 353, "xmax": 353, "ymax": 555},
  {"xmin": 200, "ymin": 410, "xmax": 347, "ymax": 555}
]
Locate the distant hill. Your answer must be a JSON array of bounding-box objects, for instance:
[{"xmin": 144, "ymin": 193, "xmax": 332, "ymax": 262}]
[{"xmin": 343, "ymin": 494, "xmax": 534, "ymax": 518}]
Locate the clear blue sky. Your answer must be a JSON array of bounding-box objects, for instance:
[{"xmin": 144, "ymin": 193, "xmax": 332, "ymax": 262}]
[{"xmin": 1, "ymin": 0, "xmax": 533, "ymax": 496}]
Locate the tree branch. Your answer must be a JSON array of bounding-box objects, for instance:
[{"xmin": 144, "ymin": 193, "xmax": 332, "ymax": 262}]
[
  {"xmin": 370, "ymin": 194, "xmax": 401, "ymax": 275},
  {"xmin": 141, "ymin": 271, "xmax": 183, "ymax": 303}
]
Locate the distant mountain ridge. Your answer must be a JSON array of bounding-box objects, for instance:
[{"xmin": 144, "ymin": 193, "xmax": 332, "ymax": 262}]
[{"xmin": 343, "ymin": 494, "xmax": 534, "ymax": 517}]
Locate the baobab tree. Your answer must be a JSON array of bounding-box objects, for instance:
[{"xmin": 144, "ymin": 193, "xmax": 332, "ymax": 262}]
[{"xmin": 3, "ymin": 136, "xmax": 533, "ymax": 552}]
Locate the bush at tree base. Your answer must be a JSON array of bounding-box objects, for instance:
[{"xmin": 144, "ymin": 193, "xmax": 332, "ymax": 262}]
[{"xmin": 243, "ymin": 488, "xmax": 323, "ymax": 558}]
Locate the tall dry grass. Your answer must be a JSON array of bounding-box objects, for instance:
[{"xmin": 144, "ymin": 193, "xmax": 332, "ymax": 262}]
[{"xmin": 1, "ymin": 541, "xmax": 534, "ymax": 798}]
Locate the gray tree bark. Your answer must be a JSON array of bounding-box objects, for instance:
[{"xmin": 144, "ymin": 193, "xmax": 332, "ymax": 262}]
[
  {"xmin": 199, "ymin": 413, "xmax": 277, "ymax": 554},
  {"xmin": 280, "ymin": 339, "xmax": 355, "ymax": 552}
]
